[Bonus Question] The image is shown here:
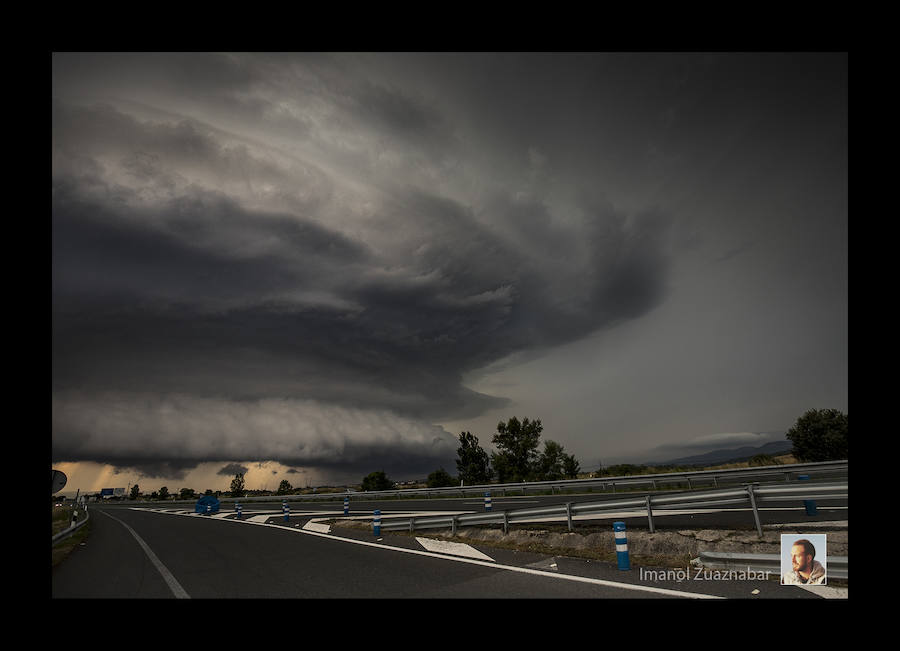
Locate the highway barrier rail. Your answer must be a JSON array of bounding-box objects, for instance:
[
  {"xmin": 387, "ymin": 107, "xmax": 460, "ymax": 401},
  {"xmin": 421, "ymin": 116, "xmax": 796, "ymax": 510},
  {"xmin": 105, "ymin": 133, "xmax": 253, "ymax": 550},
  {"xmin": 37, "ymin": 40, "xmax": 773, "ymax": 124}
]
[
  {"xmin": 52, "ymin": 504, "xmax": 90, "ymax": 546},
  {"xmin": 698, "ymin": 551, "xmax": 848, "ymax": 579},
  {"xmin": 376, "ymin": 479, "xmax": 848, "ymax": 538}
]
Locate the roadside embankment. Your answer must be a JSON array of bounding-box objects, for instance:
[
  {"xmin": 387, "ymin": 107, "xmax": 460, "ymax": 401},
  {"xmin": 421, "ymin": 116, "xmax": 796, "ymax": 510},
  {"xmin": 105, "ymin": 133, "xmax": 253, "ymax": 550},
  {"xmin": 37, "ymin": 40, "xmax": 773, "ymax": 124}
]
[{"xmin": 329, "ymin": 518, "xmax": 847, "ymax": 570}]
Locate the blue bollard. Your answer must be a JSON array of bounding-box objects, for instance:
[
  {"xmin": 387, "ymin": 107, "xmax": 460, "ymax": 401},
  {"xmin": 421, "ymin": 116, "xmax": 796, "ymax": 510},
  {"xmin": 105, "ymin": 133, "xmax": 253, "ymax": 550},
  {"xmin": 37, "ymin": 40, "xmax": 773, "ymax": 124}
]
[
  {"xmin": 283, "ymin": 500, "xmax": 289, "ymax": 522},
  {"xmin": 798, "ymin": 475, "xmax": 817, "ymax": 515},
  {"xmin": 236, "ymin": 503, "xmax": 242, "ymax": 520},
  {"xmin": 344, "ymin": 496, "xmax": 349, "ymax": 516},
  {"xmin": 373, "ymin": 509, "xmax": 381, "ymax": 536},
  {"xmin": 206, "ymin": 504, "xmax": 211, "ymax": 516},
  {"xmin": 484, "ymin": 492, "xmax": 492, "ymax": 511},
  {"xmin": 614, "ymin": 521, "xmax": 630, "ymax": 570}
]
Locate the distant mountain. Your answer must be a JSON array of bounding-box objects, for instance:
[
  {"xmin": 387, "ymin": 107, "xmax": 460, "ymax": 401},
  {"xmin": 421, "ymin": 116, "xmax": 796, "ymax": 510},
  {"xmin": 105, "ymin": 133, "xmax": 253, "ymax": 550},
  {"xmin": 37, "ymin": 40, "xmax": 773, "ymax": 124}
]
[{"xmin": 648, "ymin": 440, "xmax": 793, "ymax": 466}]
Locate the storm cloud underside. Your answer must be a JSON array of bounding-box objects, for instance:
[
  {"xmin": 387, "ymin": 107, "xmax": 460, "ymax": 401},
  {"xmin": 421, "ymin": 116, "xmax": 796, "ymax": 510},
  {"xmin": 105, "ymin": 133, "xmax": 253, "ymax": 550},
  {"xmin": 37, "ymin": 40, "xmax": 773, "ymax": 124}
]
[{"xmin": 52, "ymin": 53, "xmax": 678, "ymax": 480}]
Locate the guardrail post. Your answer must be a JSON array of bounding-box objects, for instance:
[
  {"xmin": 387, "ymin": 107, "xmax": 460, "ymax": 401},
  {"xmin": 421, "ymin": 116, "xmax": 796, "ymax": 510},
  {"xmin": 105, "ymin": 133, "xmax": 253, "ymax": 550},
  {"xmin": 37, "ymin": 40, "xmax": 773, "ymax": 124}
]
[
  {"xmin": 451, "ymin": 516, "xmax": 458, "ymax": 535},
  {"xmin": 614, "ymin": 521, "xmax": 630, "ymax": 570},
  {"xmin": 344, "ymin": 496, "xmax": 349, "ymax": 516},
  {"xmin": 409, "ymin": 517, "xmax": 415, "ymax": 532},
  {"xmin": 746, "ymin": 484, "xmax": 763, "ymax": 537},
  {"xmin": 646, "ymin": 495, "xmax": 655, "ymax": 533},
  {"xmin": 798, "ymin": 475, "xmax": 818, "ymax": 515},
  {"xmin": 373, "ymin": 509, "xmax": 381, "ymax": 537},
  {"xmin": 503, "ymin": 511, "xmax": 508, "ymax": 535},
  {"xmin": 565, "ymin": 502, "xmax": 573, "ymax": 532},
  {"xmin": 484, "ymin": 492, "xmax": 492, "ymax": 512}
]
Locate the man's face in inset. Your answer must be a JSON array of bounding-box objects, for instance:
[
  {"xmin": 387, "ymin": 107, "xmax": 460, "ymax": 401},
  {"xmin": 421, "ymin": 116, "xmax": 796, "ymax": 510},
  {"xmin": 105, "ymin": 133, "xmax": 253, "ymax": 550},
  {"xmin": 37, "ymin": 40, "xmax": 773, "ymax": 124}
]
[{"xmin": 791, "ymin": 544, "xmax": 813, "ymax": 573}]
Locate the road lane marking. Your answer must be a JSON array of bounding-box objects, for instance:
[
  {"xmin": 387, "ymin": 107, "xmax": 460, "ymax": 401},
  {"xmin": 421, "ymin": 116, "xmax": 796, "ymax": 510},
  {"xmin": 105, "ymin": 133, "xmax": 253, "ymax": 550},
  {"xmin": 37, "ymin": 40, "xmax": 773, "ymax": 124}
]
[
  {"xmin": 213, "ymin": 515, "xmax": 722, "ymax": 598},
  {"xmin": 415, "ymin": 537, "xmax": 495, "ymax": 561},
  {"xmin": 136, "ymin": 506, "xmax": 724, "ymax": 598},
  {"xmin": 97, "ymin": 509, "xmax": 190, "ymax": 599}
]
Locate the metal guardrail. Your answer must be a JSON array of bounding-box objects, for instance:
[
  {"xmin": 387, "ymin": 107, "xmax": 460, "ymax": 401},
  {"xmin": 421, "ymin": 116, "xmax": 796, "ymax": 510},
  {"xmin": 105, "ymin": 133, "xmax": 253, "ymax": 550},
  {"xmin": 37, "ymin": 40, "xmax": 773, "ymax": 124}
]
[
  {"xmin": 208, "ymin": 460, "xmax": 847, "ymax": 504},
  {"xmin": 698, "ymin": 551, "xmax": 848, "ymax": 579},
  {"xmin": 377, "ymin": 480, "xmax": 848, "ymax": 538},
  {"xmin": 52, "ymin": 504, "xmax": 90, "ymax": 546}
]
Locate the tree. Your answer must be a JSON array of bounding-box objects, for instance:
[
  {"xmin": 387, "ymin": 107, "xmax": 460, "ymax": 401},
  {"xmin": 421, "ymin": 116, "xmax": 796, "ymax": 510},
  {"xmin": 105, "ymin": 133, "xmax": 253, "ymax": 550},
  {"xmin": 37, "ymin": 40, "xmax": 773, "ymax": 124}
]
[
  {"xmin": 455, "ymin": 431, "xmax": 493, "ymax": 485},
  {"xmin": 129, "ymin": 484, "xmax": 140, "ymax": 500},
  {"xmin": 361, "ymin": 470, "xmax": 395, "ymax": 492},
  {"xmin": 230, "ymin": 473, "xmax": 245, "ymax": 498},
  {"xmin": 158, "ymin": 486, "xmax": 169, "ymax": 500},
  {"xmin": 786, "ymin": 408, "xmax": 848, "ymax": 462},
  {"xmin": 490, "ymin": 450, "xmax": 516, "ymax": 483},
  {"xmin": 491, "ymin": 417, "xmax": 543, "ymax": 483},
  {"xmin": 536, "ymin": 440, "xmax": 567, "ymax": 481},
  {"xmin": 562, "ymin": 453, "xmax": 581, "ymax": 479},
  {"xmin": 179, "ymin": 487, "xmax": 196, "ymax": 500},
  {"xmin": 278, "ymin": 479, "xmax": 293, "ymax": 494},
  {"xmin": 427, "ymin": 467, "xmax": 457, "ymax": 488},
  {"xmin": 534, "ymin": 440, "xmax": 582, "ymax": 481}
]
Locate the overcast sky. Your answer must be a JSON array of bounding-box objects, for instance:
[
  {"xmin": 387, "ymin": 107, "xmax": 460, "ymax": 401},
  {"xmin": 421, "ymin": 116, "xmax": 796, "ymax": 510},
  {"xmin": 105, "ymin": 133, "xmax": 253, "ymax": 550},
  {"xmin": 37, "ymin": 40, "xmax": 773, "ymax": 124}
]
[{"xmin": 51, "ymin": 52, "xmax": 847, "ymax": 493}]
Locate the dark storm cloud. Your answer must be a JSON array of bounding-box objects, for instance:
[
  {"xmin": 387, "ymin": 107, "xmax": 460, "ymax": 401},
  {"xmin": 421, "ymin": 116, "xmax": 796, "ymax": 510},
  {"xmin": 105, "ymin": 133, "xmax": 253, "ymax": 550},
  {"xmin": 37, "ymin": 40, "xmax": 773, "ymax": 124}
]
[
  {"xmin": 218, "ymin": 463, "xmax": 249, "ymax": 477},
  {"xmin": 51, "ymin": 53, "xmax": 683, "ymax": 479}
]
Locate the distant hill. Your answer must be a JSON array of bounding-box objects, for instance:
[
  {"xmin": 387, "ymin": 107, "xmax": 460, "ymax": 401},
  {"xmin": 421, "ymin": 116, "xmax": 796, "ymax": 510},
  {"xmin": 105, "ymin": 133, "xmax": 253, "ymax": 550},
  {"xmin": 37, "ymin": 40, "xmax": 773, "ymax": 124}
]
[{"xmin": 648, "ymin": 439, "xmax": 793, "ymax": 466}]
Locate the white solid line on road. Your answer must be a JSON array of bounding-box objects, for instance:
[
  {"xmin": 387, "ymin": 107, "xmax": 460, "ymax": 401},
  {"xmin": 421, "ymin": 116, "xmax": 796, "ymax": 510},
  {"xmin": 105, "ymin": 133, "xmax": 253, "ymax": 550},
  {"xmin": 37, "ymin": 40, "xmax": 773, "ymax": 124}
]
[
  {"xmin": 97, "ymin": 509, "xmax": 190, "ymax": 599},
  {"xmin": 209, "ymin": 515, "xmax": 723, "ymax": 599},
  {"xmin": 415, "ymin": 537, "xmax": 496, "ymax": 561},
  {"xmin": 141, "ymin": 506, "xmax": 725, "ymax": 598}
]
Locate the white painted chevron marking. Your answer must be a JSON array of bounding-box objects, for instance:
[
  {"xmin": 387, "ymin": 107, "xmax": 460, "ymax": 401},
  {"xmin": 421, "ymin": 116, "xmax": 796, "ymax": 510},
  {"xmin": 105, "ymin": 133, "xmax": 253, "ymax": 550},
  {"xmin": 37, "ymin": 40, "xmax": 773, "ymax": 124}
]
[
  {"xmin": 415, "ymin": 537, "xmax": 495, "ymax": 561},
  {"xmin": 303, "ymin": 520, "xmax": 331, "ymax": 533}
]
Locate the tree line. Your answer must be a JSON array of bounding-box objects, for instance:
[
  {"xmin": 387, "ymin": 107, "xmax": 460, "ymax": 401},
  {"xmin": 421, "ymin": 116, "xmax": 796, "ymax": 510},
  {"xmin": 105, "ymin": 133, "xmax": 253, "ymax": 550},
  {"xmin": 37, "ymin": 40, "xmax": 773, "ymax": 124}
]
[{"xmin": 361, "ymin": 416, "xmax": 582, "ymax": 491}]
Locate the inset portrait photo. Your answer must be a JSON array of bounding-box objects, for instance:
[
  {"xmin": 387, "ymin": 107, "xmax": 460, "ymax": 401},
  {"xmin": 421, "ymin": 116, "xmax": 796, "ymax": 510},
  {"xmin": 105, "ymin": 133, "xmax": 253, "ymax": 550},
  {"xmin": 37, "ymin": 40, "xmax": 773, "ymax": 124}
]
[{"xmin": 781, "ymin": 534, "xmax": 827, "ymax": 586}]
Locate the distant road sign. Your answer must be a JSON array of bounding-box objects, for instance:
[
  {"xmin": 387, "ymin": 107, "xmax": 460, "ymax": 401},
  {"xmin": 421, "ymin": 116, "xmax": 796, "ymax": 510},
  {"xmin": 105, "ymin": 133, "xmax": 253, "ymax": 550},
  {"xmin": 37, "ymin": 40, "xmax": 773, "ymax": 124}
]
[{"xmin": 52, "ymin": 470, "xmax": 67, "ymax": 494}]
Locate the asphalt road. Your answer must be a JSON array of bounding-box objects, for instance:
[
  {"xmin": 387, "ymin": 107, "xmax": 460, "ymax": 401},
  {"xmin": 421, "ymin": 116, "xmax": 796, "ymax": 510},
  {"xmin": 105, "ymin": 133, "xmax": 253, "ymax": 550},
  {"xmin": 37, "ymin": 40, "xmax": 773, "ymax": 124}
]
[{"xmin": 52, "ymin": 495, "xmax": 843, "ymax": 599}]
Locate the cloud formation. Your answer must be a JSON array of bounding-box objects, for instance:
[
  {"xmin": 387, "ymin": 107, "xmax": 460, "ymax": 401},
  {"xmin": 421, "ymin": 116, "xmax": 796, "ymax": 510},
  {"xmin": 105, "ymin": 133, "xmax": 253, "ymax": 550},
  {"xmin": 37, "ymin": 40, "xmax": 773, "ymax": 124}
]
[
  {"xmin": 52, "ymin": 53, "xmax": 847, "ymax": 483},
  {"xmin": 52, "ymin": 54, "xmax": 676, "ymax": 480}
]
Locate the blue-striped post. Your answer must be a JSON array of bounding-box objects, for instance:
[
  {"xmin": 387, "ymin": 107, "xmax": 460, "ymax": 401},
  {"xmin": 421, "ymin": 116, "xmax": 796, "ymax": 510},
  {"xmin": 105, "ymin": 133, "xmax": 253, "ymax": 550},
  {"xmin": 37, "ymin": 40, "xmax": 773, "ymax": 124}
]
[
  {"xmin": 614, "ymin": 521, "xmax": 630, "ymax": 570},
  {"xmin": 283, "ymin": 500, "xmax": 289, "ymax": 522},
  {"xmin": 798, "ymin": 475, "xmax": 817, "ymax": 515},
  {"xmin": 206, "ymin": 504, "xmax": 211, "ymax": 516},
  {"xmin": 484, "ymin": 492, "xmax": 492, "ymax": 511},
  {"xmin": 344, "ymin": 496, "xmax": 349, "ymax": 516},
  {"xmin": 373, "ymin": 509, "xmax": 381, "ymax": 536},
  {"xmin": 236, "ymin": 503, "xmax": 242, "ymax": 520}
]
